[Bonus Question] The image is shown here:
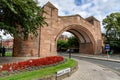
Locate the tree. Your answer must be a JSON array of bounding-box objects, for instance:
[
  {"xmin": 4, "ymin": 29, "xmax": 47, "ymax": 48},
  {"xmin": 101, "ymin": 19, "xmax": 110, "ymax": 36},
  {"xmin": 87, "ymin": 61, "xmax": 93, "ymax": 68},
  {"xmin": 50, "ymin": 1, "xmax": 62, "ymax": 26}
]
[
  {"xmin": 68, "ymin": 36, "xmax": 79, "ymax": 48},
  {"xmin": 57, "ymin": 40, "xmax": 68, "ymax": 52},
  {"xmin": 0, "ymin": 0, "xmax": 46, "ymax": 39},
  {"xmin": 57, "ymin": 36, "xmax": 79, "ymax": 52},
  {"xmin": 102, "ymin": 12, "xmax": 120, "ymax": 51}
]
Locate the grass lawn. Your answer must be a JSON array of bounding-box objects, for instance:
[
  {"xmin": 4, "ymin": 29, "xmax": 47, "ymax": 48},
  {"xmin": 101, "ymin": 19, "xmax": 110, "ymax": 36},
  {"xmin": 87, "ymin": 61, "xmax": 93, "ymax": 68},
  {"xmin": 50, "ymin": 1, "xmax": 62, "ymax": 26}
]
[
  {"xmin": 0, "ymin": 58, "xmax": 77, "ymax": 80},
  {"xmin": 5, "ymin": 52, "xmax": 12, "ymax": 57}
]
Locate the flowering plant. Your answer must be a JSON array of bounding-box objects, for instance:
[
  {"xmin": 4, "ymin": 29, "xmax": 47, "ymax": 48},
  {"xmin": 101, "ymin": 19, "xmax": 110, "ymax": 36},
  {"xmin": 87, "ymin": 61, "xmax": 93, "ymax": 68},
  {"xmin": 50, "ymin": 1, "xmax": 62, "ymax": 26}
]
[{"xmin": 0, "ymin": 56, "xmax": 64, "ymax": 72}]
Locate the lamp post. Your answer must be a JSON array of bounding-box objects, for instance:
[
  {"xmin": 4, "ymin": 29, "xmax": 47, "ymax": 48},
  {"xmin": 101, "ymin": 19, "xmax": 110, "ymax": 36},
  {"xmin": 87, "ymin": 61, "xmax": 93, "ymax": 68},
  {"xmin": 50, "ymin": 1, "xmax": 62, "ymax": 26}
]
[{"xmin": 69, "ymin": 49, "xmax": 71, "ymax": 59}]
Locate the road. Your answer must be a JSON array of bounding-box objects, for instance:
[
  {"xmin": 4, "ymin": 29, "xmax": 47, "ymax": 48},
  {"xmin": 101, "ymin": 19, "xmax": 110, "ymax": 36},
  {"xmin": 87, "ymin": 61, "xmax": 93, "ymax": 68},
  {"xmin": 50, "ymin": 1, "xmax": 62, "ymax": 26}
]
[{"xmin": 61, "ymin": 54, "xmax": 120, "ymax": 75}]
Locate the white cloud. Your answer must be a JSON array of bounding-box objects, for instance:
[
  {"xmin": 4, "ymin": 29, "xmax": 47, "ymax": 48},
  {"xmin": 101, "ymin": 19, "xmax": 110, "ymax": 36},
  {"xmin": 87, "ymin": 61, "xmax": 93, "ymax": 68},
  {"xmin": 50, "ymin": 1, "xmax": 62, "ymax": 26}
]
[
  {"xmin": 1, "ymin": 0, "xmax": 120, "ymax": 39},
  {"xmin": 38, "ymin": 0, "xmax": 120, "ymax": 33},
  {"xmin": 0, "ymin": 31, "xmax": 13, "ymax": 40}
]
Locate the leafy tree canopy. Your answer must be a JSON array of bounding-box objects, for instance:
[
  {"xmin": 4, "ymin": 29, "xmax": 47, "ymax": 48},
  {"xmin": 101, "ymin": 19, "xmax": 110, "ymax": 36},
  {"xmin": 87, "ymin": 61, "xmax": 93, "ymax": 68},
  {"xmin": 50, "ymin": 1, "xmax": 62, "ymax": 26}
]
[
  {"xmin": 57, "ymin": 40, "xmax": 68, "ymax": 50},
  {"xmin": 0, "ymin": 0, "xmax": 46, "ymax": 39},
  {"xmin": 68, "ymin": 36, "xmax": 79, "ymax": 48},
  {"xmin": 102, "ymin": 12, "xmax": 120, "ymax": 47},
  {"xmin": 57, "ymin": 36, "xmax": 79, "ymax": 52}
]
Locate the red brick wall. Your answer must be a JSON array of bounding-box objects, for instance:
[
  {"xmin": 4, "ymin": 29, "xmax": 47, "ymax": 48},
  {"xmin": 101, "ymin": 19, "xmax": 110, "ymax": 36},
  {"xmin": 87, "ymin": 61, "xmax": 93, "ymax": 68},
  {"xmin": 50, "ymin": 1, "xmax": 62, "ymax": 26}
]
[{"xmin": 80, "ymin": 43, "xmax": 94, "ymax": 54}]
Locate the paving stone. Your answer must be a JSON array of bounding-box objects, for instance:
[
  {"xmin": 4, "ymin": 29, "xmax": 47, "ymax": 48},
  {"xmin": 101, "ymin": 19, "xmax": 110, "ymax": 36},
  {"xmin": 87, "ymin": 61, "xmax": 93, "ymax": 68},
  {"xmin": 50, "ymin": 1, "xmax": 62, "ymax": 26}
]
[{"xmin": 63, "ymin": 59, "xmax": 120, "ymax": 80}]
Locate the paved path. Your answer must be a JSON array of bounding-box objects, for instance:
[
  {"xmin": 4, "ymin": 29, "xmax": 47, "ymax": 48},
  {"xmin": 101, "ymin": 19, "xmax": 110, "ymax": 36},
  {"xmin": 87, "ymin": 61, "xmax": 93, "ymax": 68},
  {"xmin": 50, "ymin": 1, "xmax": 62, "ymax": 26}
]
[
  {"xmin": 59, "ymin": 53, "xmax": 120, "ymax": 62},
  {"xmin": 0, "ymin": 57, "xmax": 39, "ymax": 65},
  {"xmin": 63, "ymin": 59, "xmax": 120, "ymax": 80},
  {"xmin": 76, "ymin": 53, "xmax": 120, "ymax": 62}
]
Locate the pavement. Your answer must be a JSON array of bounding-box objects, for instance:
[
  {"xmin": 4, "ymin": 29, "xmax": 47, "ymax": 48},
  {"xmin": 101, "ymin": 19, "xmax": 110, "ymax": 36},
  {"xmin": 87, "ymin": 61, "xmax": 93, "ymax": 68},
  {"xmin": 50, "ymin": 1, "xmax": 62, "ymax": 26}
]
[
  {"xmin": 71, "ymin": 53, "xmax": 120, "ymax": 62},
  {"xmin": 0, "ymin": 57, "xmax": 39, "ymax": 65},
  {"xmin": 61, "ymin": 53, "xmax": 120, "ymax": 80},
  {"xmin": 63, "ymin": 59, "xmax": 120, "ymax": 80}
]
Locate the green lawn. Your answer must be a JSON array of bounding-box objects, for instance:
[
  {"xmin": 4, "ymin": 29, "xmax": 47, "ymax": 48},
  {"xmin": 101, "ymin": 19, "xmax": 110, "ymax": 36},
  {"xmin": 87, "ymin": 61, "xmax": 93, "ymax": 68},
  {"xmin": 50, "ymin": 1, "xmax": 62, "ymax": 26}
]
[
  {"xmin": 0, "ymin": 58, "xmax": 77, "ymax": 80},
  {"xmin": 5, "ymin": 52, "xmax": 12, "ymax": 57}
]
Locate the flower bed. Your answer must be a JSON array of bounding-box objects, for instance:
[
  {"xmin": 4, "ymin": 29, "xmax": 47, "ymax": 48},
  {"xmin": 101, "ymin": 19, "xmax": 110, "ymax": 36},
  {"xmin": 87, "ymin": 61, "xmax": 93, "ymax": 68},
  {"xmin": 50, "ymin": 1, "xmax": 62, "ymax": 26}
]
[{"xmin": 0, "ymin": 56, "xmax": 64, "ymax": 76}]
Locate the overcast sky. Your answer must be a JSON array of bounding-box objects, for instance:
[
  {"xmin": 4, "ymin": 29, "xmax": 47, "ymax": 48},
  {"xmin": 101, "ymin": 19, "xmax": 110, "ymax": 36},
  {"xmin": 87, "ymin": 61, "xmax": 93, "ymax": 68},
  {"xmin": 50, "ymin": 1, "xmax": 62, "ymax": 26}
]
[{"xmin": 38, "ymin": 0, "xmax": 120, "ymax": 33}]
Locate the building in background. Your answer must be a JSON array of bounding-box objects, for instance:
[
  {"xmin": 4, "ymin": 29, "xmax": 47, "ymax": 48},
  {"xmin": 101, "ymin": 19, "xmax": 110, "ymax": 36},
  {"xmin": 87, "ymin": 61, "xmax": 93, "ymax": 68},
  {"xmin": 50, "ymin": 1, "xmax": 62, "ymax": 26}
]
[
  {"xmin": 58, "ymin": 35, "xmax": 68, "ymax": 41},
  {"xmin": 2, "ymin": 38, "xmax": 13, "ymax": 48}
]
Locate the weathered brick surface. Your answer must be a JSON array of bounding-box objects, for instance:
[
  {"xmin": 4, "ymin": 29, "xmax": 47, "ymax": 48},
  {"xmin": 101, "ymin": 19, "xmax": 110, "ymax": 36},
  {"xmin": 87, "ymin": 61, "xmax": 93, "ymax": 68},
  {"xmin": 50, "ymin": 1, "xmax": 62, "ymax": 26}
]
[{"xmin": 13, "ymin": 2, "xmax": 103, "ymax": 57}]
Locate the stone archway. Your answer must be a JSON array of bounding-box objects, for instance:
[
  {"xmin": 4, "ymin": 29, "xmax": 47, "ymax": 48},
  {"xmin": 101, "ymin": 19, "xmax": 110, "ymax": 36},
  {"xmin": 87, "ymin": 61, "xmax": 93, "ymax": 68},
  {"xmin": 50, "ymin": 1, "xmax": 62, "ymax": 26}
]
[
  {"xmin": 13, "ymin": 2, "xmax": 103, "ymax": 57},
  {"xmin": 55, "ymin": 25, "xmax": 95, "ymax": 54}
]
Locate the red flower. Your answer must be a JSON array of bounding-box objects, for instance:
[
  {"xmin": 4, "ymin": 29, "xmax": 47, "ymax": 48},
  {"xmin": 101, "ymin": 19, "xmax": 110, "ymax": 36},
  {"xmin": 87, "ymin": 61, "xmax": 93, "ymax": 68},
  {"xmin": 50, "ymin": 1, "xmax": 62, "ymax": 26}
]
[{"xmin": 1, "ymin": 56, "xmax": 64, "ymax": 72}]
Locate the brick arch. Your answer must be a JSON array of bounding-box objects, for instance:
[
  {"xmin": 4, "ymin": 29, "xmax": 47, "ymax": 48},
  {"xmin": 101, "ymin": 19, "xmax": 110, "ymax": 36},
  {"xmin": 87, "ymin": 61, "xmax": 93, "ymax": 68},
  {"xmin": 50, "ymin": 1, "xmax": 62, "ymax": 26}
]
[
  {"xmin": 55, "ymin": 25, "xmax": 95, "ymax": 43},
  {"xmin": 13, "ymin": 2, "xmax": 103, "ymax": 57},
  {"xmin": 55, "ymin": 24, "xmax": 95, "ymax": 54}
]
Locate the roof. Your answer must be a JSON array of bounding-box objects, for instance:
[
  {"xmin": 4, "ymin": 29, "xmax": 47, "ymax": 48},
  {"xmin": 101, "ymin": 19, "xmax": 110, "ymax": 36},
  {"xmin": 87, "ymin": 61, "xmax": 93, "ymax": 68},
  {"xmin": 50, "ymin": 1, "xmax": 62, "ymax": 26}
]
[
  {"xmin": 86, "ymin": 16, "xmax": 99, "ymax": 22},
  {"xmin": 43, "ymin": 2, "xmax": 58, "ymax": 9},
  {"xmin": 85, "ymin": 16, "xmax": 99, "ymax": 24}
]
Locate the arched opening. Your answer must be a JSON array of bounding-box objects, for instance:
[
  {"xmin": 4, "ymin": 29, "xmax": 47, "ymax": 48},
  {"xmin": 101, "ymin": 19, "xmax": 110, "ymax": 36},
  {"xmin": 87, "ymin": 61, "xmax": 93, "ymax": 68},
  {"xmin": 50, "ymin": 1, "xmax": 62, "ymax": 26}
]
[
  {"xmin": 55, "ymin": 25, "xmax": 95, "ymax": 54},
  {"xmin": 57, "ymin": 31, "xmax": 79, "ymax": 53}
]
